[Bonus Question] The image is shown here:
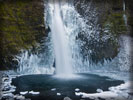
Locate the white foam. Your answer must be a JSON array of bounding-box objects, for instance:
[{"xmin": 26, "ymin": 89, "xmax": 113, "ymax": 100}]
[{"xmin": 53, "ymin": 74, "xmax": 82, "ymax": 79}]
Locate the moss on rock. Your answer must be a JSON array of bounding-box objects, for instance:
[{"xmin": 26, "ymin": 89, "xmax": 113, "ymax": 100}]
[
  {"xmin": 0, "ymin": 0, "xmax": 45, "ymax": 69},
  {"xmin": 103, "ymin": 12, "xmax": 127, "ymax": 35}
]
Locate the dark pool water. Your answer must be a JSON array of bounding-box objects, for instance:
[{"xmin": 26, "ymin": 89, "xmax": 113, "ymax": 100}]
[{"xmin": 11, "ymin": 73, "xmax": 124, "ymax": 100}]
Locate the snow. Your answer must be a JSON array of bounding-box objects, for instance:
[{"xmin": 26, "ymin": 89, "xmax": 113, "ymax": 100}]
[
  {"xmin": 96, "ymin": 89, "xmax": 103, "ymax": 93},
  {"xmin": 20, "ymin": 91, "xmax": 40, "ymax": 95},
  {"xmin": 20, "ymin": 91, "xmax": 28, "ymax": 95},
  {"xmin": 2, "ymin": 77, "xmax": 9, "ymax": 82},
  {"xmin": 2, "ymin": 93, "xmax": 14, "ymax": 97},
  {"xmin": 57, "ymin": 93, "xmax": 61, "ymax": 96},
  {"xmin": 75, "ymin": 81, "xmax": 133, "ymax": 100},
  {"xmin": 29, "ymin": 91, "xmax": 40, "ymax": 95},
  {"xmin": 75, "ymin": 88, "xmax": 80, "ymax": 92},
  {"xmin": 2, "ymin": 71, "xmax": 132, "ymax": 100},
  {"xmin": 75, "ymin": 91, "xmax": 118, "ymax": 99},
  {"xmin": 2, "ymin": 74, "xmax": 16, "ymax": 95},
  {"xmin": 14, "ymin": 95, "xmax": 25, "ymax": 100},
  {"xmin": 51, "ymin": 88, "xmax": 56, "ymax": 91}
]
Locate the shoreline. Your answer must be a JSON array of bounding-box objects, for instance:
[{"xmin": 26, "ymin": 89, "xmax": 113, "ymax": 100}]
[{"xmin": 0, "ymin": 71, "xmax": 133, "ymax": 100}]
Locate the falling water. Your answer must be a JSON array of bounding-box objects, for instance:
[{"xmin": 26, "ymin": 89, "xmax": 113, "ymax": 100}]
[
  {"xmin": 51, "ymin": 0, "xmax": 73, "ymax": 76},
  {"xmin": 123, "ymin": 0, "xmax": 128, "ymax": 27}
]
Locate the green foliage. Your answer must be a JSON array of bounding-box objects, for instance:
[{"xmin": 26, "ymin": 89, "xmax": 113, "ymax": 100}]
[
  {"xmin": 0, "ymin": 0, "xmax": 44, "ymax": 68},
  {"xmin": 103, "ymin": 12, "xmax": 127, "ymax": 35}
]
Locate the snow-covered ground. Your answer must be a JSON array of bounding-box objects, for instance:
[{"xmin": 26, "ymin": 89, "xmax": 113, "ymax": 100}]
[
  {"xmin": 73, "ymin": 35, "xmax": 133, "ymax": 100},
  {"xmin": 75, "ymin": 71, "xmax": 133, "ymax": 100},
  {"xmin": 0, "ymin": 70, "xmax": 133, "ymax": 100}
]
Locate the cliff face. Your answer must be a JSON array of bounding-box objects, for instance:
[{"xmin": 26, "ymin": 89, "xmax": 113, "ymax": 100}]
[
  {"xmin": 73, "ymin": 0, "xmax": 131, "ymax": 64},
  {"xmin": 74, "ymin": 0, "xmax": 127, "ymax": 35},
  {"xmin": 0, "ymin": 0, "xmax": 45, "ymax": 69},
  {"xmin": 126, "ymin": 0, "xmax": 133, "ymax": 36},
  {"xmin": 74, "ymin": 0, "xmax": 133, "ymax": 35}
]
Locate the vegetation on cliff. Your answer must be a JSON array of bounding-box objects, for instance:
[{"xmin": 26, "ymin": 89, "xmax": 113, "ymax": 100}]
[
  {"xmin": 0, "ymin": 0, "xmax": 45, "ymax": 69},
  {"xmin": 74, "ymin": 0, "xmax": 129, "ymax": 64}
]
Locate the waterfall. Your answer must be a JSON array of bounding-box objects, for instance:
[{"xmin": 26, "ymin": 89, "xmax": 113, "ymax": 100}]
[
  {"xmin": 15, "ymin": 0, "xmax": 132, "ymax": 75},
  {"xmin": 51, "ymin": 0, "xmax": 73, "ymax": 76},
  {"xmin": 123, "ymin": 0, "xmax": 128, "ymax": 27}
]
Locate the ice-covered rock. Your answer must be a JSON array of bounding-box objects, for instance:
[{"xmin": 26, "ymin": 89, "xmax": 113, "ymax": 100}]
[
  {"xmin": 20, "ymin": 91, "xmax": 28, "ymax": 95},
  {"xmin": 75, "ymin": 81, "xmax": 133, "ymax": 100},
  {"xmin": 75, "ymin": 88, "xmax": 80, "ymax": 92},
  {"xmin": 57, "ymin": 93, "xmax": 61, "ymax": 96},
  {"xmin": 96, "ymin": 89, "xmax": 103, "ymax": 93},
  {"xmin": 51, "ymin": 88, "xmax": 56, "ymax": 91},
  {"xmin": 14, "ymin": 95, "xmax": 25, "ymax": 100},
  {"xmin": 29, "ymin": 91, "xmax": 40, "ymax": 95}
]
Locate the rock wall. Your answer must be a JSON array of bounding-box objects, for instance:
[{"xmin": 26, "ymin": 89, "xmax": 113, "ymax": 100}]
[
  {"xmin": 126, "ymin": 0, "xmax": 133, "ymax": 36},
  {"xmin": 73, "ymin": 0, "xmax": 131, "ymax": 64},
  {"xmin": 74, "ymin": 0, "xmax": 127, "ymax": 35}
]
